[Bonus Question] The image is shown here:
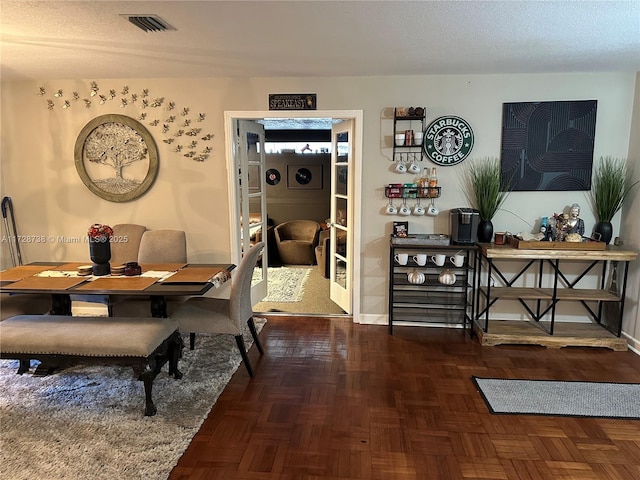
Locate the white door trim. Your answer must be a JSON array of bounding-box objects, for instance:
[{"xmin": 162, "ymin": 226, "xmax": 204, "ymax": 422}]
[{"xmin": 223, "ymin": 110, "xmax": 363, "ymax": 321}]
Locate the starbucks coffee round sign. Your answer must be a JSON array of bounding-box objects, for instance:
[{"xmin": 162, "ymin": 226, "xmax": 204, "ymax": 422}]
[{"xmin": 423, "ymin": 115, "xmax": 474, "ymax": 166}]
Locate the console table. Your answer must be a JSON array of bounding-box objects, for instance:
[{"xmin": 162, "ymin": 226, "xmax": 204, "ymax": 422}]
[{"xmin": 473, "ymin": 243, "xmax": 637, "ymax": 351}]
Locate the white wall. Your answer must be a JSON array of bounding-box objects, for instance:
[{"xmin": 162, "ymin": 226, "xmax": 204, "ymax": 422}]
[
  {"xmin": 1, "ymin": 72, "xmax": 638, "ymax": 341},
  {"xmin": 621, "ymin": 72, "xmax": 640, "ymax": 350}
]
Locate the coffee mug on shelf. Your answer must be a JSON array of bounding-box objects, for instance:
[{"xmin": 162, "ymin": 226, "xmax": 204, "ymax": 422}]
[
  {"xmin": 413, "ymin": 254, "xmax": 427, "ymax": 266},
  {"xmin": 385, "ymin": 202, "xmax": 398, "ymax": 215},
  {"xmin": 394, "ymin": 161, "xmax": 407, "ymax": 174},
  {"xmin": 394, "ymin": 253, "xmax": 408, "ymax": 265},
  {"xmin": 450, "ymin": 254, "xmax": 465, "ymax": 267},
  {"xmin": 398, "ymin": 203, "xmax": 411, "ymax": 216},
  {"xmin": 412, "ymin": 203, "xmax": 425, "ymax": 216},
  {"xmin": 427, "ymin": 203, "xmax": 439, "ymax": 216},
  {"xmin": 395, "ymin": 133, "xmax": 406, "ymax": 146},
  {"xmin": 407, "ymin": 161, "xmax": 420, "ymax": 174},
  {"xmin": 430, "ymin": 254, "xmax": 446, "ymax": 266}
]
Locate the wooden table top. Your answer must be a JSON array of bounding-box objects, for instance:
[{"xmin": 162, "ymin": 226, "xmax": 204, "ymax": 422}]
[
  {"xmin": 479, "ymin": 243, "xmax": 638, "ymax": 261},
  {"xmin": 0, "ymin": 263, "xmax": 235, "ymax": 296}
]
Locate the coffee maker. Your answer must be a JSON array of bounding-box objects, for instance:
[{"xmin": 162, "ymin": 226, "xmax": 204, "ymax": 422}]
[{"xmin": 450, "ymin": 208, "xmax": 480, "ymax": 244}]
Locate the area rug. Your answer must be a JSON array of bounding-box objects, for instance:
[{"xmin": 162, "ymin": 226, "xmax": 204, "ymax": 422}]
[
  {"xmin": 0, "ymin": 319, "xmax": 266, "ymax": 480},
  {"xmin": 472, "ymin": 376, "xmax": 640, "ymax": 419},
  {"xmin": 254, "ymin": 267, "xmax": 311, "ymax": 302}
]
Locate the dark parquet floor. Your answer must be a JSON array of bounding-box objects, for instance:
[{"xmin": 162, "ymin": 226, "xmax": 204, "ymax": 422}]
[{"xmin": 170, "ymin": 316, "xmax": 640, "ymax": 480}]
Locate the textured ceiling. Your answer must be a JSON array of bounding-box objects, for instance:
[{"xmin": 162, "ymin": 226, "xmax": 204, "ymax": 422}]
[{"xmin": 1, "ymin": 1, "xmax": 639, "ymax": 81}]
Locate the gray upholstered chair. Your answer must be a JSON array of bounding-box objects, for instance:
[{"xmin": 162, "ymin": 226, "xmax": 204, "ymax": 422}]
[
  {"xmin": 314, "ymin": 229, "xmax": 347, "ymax": 278},
  {"xmin": 274, "ymin": 220, "xmax": 321, "ymax": 265},
  {"xmin": 137, "ymin": 229, "xmax": 187, "ymax": 264},
  {"xmin": 70, "ymin": 223, "xmax": 148, "ymax": 315},
  {"xmin": 170, "ymin": 242, "xmax": 265, "ymax": 377},
  {"xmin": 110, "ymin": 229, "xmax": 187, "ymax": 317},
  {"xmin": 110, "ymin": 223, "xmax": 148, "ymax": 266}
]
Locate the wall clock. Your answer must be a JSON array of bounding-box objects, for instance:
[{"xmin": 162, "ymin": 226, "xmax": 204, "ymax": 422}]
[{"xmin": 74, "ymin": 114, "xmax": 159, "ymax": 202}]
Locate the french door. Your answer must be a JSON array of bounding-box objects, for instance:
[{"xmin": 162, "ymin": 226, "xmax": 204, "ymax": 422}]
[
  {"xmin": 225, "ymin": 110, "xmax": 362, "ymax": 319},
  {"xmin": 329, "ymin": 119, "xmax": 354, "ymax": 313},
  {"xmin": 234, "ymin": 119, "xmax": 267, "ymax": 302}
]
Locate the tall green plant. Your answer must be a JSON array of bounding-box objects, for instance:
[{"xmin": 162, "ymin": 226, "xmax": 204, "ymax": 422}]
[
  {"xmin": 462, "ymin": 157, "xmax": 510, "ymax": 221},
  {"xmin": 589, "ymin": 156, "xmax": 639, "ymax": 222}
]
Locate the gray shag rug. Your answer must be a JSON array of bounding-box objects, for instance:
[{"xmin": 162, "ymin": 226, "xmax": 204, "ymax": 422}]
[
  {"xmin": 254, "ymin": 267, "xmax": 311, "ymax": 302},
  {"xmin": 0, "ymin": 319, "xmax": 266, "ymax": 480},
  {"xmin": 473, "ymin": 376, "xmax": 640, "ymax": 419}
]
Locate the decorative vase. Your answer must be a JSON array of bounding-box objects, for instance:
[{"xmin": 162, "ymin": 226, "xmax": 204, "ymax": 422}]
[
  {"xmin": 593, "ymin": 221, "xmax": 613, "ymax": 244},
  {"xmin": 477, "ymin": 220, "xmax": 494, "ymax": 243},
  {"xmin": 89, "ymin": 237, "xmax": 111, "ymax": 276}
]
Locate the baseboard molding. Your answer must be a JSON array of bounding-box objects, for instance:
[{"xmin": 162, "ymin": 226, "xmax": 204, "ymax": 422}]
[{"xmin": 623, "ymin": 331, "xmax": 640, "ymax": 356}]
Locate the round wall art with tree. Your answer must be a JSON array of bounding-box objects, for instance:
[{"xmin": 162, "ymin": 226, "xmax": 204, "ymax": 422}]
[{"xmin": 74, "ymin": 114, "xmax": 159, "ymax": 202}]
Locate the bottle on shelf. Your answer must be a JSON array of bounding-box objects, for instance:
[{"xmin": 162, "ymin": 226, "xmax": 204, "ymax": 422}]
[
  {"xmin": 418, "ymin": 168, "xmax": 429, "ymax": 197},
  {"xmin": 428, "ymin": 167, "xmax": 438, "ymax": 197}
]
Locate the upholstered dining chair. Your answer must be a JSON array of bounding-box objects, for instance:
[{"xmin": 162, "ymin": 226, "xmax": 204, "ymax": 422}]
[
  {"xmin": 70, "ymin": 223, "xmax": 147, "ymax": 316},
  {"xmin": 110, "ymin": 229, "xmax": 187, "ymax": 317},
  {"xmin": 274, "ymin": 220, "xmax": 321, "ymax": 265},
  {"xmin": 170, "ymin": 242, "xmax": 265, "ymax": 377}
]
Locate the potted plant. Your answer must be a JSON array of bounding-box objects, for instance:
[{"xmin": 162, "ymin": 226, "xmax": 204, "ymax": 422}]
[
  {"xmin": 589, "ymin": 156, "xmax": 639, "ymax": 244},
  {"xmin": 462, "ymin": 156, "xmax": 511, "ymax": 243}
]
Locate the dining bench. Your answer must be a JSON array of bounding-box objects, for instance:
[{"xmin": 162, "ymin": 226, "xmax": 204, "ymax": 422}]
[{"xmin": 0, "ymin": 314, "xmax": 183, "ymax": 416}]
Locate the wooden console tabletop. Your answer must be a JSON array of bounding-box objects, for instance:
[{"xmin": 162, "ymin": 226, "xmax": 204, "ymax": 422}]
[{"xmin": 478, "ymin": 243, "xmax": 637, "ymax": 261}]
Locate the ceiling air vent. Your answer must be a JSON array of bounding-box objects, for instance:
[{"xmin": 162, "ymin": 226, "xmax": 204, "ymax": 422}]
[{"xmin": 122, "ymin": 15, "xmax": 176, "ymax": 32}]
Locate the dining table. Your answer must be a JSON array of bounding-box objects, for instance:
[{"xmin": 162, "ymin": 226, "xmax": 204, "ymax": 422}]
[{"xmin": 0, "ymin": 261, "xmax": 236, "ymax": 318}]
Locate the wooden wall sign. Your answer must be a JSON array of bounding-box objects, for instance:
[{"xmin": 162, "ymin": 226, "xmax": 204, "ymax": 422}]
[{"xmin": 269, "ymin": 94, "xmax": 317, "ymax": 110}]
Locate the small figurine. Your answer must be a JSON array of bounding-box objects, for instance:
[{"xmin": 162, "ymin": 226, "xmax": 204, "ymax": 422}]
[
  {"xmin": 566, "ymin": 203, "xmax": 585, "ymax": 237},
  {"xmin": 540, "ymin": 217, "xmax": 552, "ymax": 241}
]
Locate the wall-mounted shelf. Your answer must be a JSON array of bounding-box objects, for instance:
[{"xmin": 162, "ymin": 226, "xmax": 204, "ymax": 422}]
[
  {"xmin": 393, "ymin": 107, "xmax": 426, "ymax": 163},
  {"xmin": 385, "ymin": 185, "xmax": 441, "ymax": 199}
]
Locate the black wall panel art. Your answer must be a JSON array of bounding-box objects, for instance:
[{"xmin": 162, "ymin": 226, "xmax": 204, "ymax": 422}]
[{"xmin": 500, "ymin": 100, "xmax": 597, "ymax": 191}]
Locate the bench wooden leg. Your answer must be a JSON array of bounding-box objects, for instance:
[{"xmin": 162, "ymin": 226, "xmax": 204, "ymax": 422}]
[
  {"xmin": 17, "ymin": 359, "xmax": 30, "ymax": 374},
  {"xmin": 167, "ymin": 331, "xmax": 183, "ymax": 379},
  {"xmin": 140, "ymin": 368, "xmax": 157, "ymax": 416}
]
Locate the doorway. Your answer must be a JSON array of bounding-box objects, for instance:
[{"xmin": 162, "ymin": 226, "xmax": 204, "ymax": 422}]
[{"xmin": 224, "ymin": 110, "xmax": 363, "ymax": 319}]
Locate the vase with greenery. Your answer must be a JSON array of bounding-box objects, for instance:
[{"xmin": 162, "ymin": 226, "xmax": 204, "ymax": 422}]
[
  {"xmin": 462, "ymin": 157, "xmax": 511, "ymax": 243},
  {"xmin": 589, "ymin": 156, "xmax": 639, "ymax": 244}
]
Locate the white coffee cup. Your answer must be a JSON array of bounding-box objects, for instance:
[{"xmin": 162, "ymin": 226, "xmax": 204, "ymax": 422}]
[
  {"xmin": 427, "ymin": 203, "xmax": 439, "ymax": 216},
  {"xmin": 398, "ymin": 204, "xmax": 411, "ymax": 216},
  {"xmin": 395, "ymin": 133, "xmax": 405, "ymax": 146},
  {"xmin": 413, "ymin": 254, "xmax": 427, "ymax": 266},
  {"xmin": 450, "ymin": 254, "xmax": 465, "ymax": 267},
  {"xmin": 407, "ymin": 161, "xmax": 420, "ymax": 174},
  {"xmin": 394, "ymin": 162, "xmax": 407, "ymax": 174},
  {"xmin": 412, "ymin": 204, "xmax": 425, "ymax": 216},
  {"xmin": 430, "ymin": 254, "xmax": 446, "ymax": 266},
  {"xmin": 413, "ymin": 131, "xmax": 424, "ymax": 146},
  {"xmin": 394, "ymin": 253, "xmax": 408, "ymax": 265},
  {"xmin": 385, "ymin": 203, "xmax": 397, "ymax": 215}
]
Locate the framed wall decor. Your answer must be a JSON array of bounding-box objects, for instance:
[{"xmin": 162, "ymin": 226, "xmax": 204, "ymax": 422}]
[
  {"xmin": 500, "ymin": 100, "xmax": 597, "ymax": 191},
  {"xmin": 74, "ymin": 114, "xmax": 159, "ymax": 202},
  {"xmin": 287, "ymin": 164, "xmax": 323, "ymax": 189}
]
